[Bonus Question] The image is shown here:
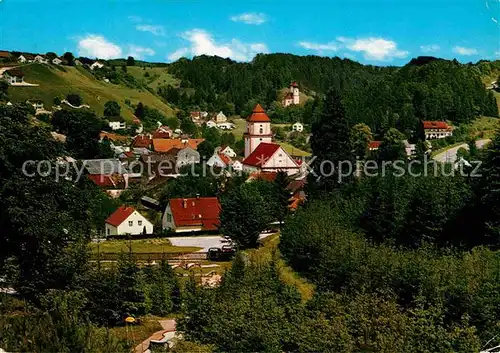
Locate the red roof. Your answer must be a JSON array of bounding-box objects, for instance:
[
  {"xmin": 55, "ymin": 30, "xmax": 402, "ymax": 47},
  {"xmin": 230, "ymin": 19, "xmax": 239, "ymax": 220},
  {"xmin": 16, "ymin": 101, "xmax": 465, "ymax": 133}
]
[
  {"xmin": 106, "ymin": 206, "xmax": 136, "ymax": 227},
  {"xmin": 369, "ymin": 141, "xmax": 382, "ymax": 149},
  {"xmin": 243, "ymin": 142, "xmax": 281, "ymax": 167},
  {"xmin": 132, "ymin": 135, "xmax": 152, "ymax": 148},
  {"xmin": 247, "ymin": 104, "xmax": 271, "ymax": 122},
  {"xmin": 88, "ymin": 174, "xmax": 115, "ymax": 187},
  {"xmin": 218, "ymin": 153, "xmax": 231, "ymax": 166},
  {"xmin": 169, "ymin": 197, "xmax": 221, "ymax": 231},
  {"xmin": 423, "ymin": 121, "xmax": 450, "ymax": 130}
]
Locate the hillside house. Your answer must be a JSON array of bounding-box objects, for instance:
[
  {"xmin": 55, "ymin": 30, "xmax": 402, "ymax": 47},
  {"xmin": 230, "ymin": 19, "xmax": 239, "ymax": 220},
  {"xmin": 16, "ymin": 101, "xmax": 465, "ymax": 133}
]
[
  {"xmin": 152, "ymin": 125, "xmax": 173, "ymax": 139},
  {"xmin": 105, "ymin": 206, "xmax": 153, "ymax": 236},
  {"xmin": 2, "ymin": 69, "xmax": 24, "ymax": 84},
  {"xmin": 52, "ymin": 57, "xmax": 63, "ymax": 65},
  {"xmin": 423, "ymin": 121, "xmax": 452, "ymax": 139},
  {"xmin": 217, "ymin": 145, "xmax": 237, "ymax": 158},
  {"xmin": 292, "ymin": 122, "xmax": 304, "ymax": 132},
  {"xmin": 215, "ymin": 111, "xmax": 227, "ymax": 123},
  {"xmin": 18, "ymin": 54, "xmax": 33, "ymax": 63},
  {"xmin": 34, "ymin": 55, "xmax": 48, "ymax": 64},
  {"xmin": 217, "ymin": 122, "xmax": 234, "ymax": 130},
  {"xmin": 207, "ymin": 152, "xmax": 232, "ymax": 169},
  {"xmin": 282, "ymin": 82, "xmax": 300, "ymax": 107},
  {"xmin": 162, "ymin": 197, "xmax": 221, "ymax": 233},
  {"xmin": 108, "ymin": 116, "xmax": 126, "ymax": 130},
  {"xmin": 206, "ymin": 120, "xmax": 217, "ymax": 128},
  {"xmin": 90, "ymin": 61, "xmax": 104, "ymax": 70}
]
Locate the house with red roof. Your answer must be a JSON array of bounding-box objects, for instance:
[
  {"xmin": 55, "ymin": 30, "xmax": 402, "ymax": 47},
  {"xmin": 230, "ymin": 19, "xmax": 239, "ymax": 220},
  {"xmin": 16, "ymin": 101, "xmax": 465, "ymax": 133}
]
[
  {"xmin": 423, "ymin": 121, "xmax": 453, "ymax": 139},
  {"xmin": 207, "ymin": 152, "xmax": 233, "ymax": 169},
  {"xmin": 369, "ymin": 141, "xmax": 382, "ymax": 151},
  {"xmin": 105, "ymin": 206, "xmax": 153, "ymax": 236},
  {"xmin": 162, "ymin": 197, "xmax": 221, "ymax": 233}
]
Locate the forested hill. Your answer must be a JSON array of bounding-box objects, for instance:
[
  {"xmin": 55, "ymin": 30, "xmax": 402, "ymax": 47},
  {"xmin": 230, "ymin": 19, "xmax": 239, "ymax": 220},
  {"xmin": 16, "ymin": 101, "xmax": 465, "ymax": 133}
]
[{"xmin": 162, "ymin": 54, "xmax": 499, "ymax": 135}]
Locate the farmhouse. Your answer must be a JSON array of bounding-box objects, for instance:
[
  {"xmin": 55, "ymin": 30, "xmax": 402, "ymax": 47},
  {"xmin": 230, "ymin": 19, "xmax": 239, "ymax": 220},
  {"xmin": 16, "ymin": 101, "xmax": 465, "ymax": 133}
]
[
  {"xmin": 2, "ymin": 69, "xmax": 24, "ymax": 84},
  {"xmin": 105, "ymin": 205, "xmax": 153, "ymax": 236},
  {"xmin": 423, "ymin": 121, "xmax": 452, "ymax": 139},
  {"xmin": 162, "ymin": 197, "xmax": 221, "ymax": 233}
]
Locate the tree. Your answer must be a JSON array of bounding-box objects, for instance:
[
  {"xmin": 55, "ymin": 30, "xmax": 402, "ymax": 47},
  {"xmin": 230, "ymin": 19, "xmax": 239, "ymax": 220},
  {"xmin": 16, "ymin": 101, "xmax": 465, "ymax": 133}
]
[
  {"xmin": 104, "ymin": 100, "xmax": 121, "ymax": 117},
  {"xmin": 66, "ymin": 93, "xmax": 82, "ymax": 107},
  {"xmin": 272, "ymin": 171, "xmax": 290, "ymax": 224},
  {"xmin": 0, "ymin": 80, "xmax": 8, "ymax": 101},
  {"xmin": 351, "ymin": 123, "xmax": 373, "ymax": 159},
  {"xmin": 134, "ymin": 102, "xmax": 145, "ymax": 119},
  {"xmin": 220, "ymin": 181, "xmax": 274, "ymax": 248},
  {"xmin": 165, "ymin": 117, "xmax": 180, "ymax": 130},
  {"xmin": 45, "ymin": 52, "xmax": 57, "ymax": 61},
  {"xmin": 53, "ymin": 96, "xmax": 61, "ymax": 106},
  {"xmin": 126, "ymin": 56, "xmax": 135, "ymax": 66},
  {"xmin": 310, "ymin": 88, "xmax": 354, "ymax": 189},
  {"xmin": 180, "ymin": 117, "xmax": 198, "ymax": 136},
  {"xmin": 456, "ymin": 147, "xmax": 469, "ymax": 160},
  {"xmin": 197, "ymin": 140, "xmax": 215, "ymax": 160},
  {"xmin": 378, "ymin": 128, "xmax": 407, "ymax": 161},
  {"xmin": 63, "ymin": 52, "xmax": 75, "ymax": 66}
]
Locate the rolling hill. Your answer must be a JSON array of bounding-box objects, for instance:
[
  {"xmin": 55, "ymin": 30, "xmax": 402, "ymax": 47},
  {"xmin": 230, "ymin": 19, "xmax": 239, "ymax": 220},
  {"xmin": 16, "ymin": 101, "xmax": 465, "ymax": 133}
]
[{"xmin": 7, "ymin": 63, "xmax": 175, "ymax": 120}]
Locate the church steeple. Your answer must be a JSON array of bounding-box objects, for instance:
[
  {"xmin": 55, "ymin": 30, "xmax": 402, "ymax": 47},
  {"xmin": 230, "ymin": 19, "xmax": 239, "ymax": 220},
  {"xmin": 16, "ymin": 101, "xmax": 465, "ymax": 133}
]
[{"xmin": 244, "ymin": 104, "xmax": 273, "ymax": 158}]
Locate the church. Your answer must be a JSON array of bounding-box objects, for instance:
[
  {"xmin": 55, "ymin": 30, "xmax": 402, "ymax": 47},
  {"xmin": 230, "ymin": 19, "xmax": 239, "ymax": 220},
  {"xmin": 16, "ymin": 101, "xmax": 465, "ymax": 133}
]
[
  {"xmin": 282, "ymin": 82, "xmax": 300, "ymax": 107},
  {"xmin": 242, "ymin": 104, "xmax": 302, "ymax": 176}
]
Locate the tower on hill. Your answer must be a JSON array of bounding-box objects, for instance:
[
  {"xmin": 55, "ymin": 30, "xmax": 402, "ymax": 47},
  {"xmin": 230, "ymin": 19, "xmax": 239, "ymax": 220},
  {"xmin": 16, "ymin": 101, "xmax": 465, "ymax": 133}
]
[
  {"xmin": 244, "ymin": 104, "xmax": 273, "ymax": 158},
  {"xmin": 282, "ymin": 81, "xmax": 300, "ymax": 107}
]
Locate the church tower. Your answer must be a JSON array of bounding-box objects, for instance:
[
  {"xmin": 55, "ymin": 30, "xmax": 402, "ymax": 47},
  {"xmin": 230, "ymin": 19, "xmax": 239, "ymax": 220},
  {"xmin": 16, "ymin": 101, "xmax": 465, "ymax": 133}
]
[
  {"xmin": 291, "ymin": 81, "xmax": 300, "ymax": 105},
  {"xmin": 244, "ymin": 104, "xmax": 273, "ymax": 158}
]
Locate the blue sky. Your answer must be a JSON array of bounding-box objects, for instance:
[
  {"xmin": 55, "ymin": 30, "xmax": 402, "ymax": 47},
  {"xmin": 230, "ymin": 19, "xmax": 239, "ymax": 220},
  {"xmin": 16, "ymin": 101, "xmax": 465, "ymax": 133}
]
[{"xmin": 0, "ymin": 0, "xmax": 499, "ymax": 66}]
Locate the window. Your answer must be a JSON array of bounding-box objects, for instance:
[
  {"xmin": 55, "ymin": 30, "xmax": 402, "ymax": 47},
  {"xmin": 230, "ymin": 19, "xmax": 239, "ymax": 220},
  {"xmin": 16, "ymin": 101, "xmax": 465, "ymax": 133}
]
[
  {"xmin": 107, "ymin": 228, "xmax": 110, "ymax": 235},
  {"xmin": 138, "ymin": 221, "xmax": 142, "ymax": 226},
  {"xmin": 259, "ymin": 128, "xmax": 263, "ymax": 134},
  {"xmin": 167, "ymin": 213, "xmax": 172, "ymax": 222},
  {"xmin": 128, "ymin": 221, "xmax": 133, "ymax": 227}
]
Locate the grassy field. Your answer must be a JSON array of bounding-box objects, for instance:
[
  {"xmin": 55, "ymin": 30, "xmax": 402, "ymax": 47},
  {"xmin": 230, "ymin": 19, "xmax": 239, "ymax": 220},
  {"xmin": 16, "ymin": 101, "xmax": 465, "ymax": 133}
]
[
  {"xmin": 126, "ymin": 66, "xmax": 179, "ymax": 90},
  {"xmin": 90, "ymin": 238, "xmax": 201, "ymax": 255},
  {"xmin": 109, "ymin": 316, "xmax": 163, "ymax": 347},
  {"xmin": 469, "ymin": 116, "xmax": 499, "ymax": 138},
  {"xmin": 8, "ymin": 63, "xmax": 175, "ymax": 120},
  {"xmin": 278, "ymin": 141, "xmax": 311, "ymax": 157}
]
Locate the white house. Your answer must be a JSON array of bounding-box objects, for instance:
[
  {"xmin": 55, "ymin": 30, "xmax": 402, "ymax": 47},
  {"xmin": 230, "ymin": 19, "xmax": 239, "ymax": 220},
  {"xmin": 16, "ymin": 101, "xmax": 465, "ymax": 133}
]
[
  {"xmin": 217, "ymin": 145, "xmax": 237, "ymax": 158},
  {"xmin": 105, "ymin": 205, "xmax": 153, "ymax": 236},
  {"xmin": 108, "ymin": 117, "xmax": 126, "ymax": 130},
  {"xmin": 90, "ymin": 61, "xmax": 104, "ymax": 70},
  {"xmin": 215, "ymin": 111, "xmax": 227, "ymax": 123},
  {"xmin": 423, "ymin": 121, "xmax": 453, "ymax": 140},
  {"xmin": 34, "ymin": 55, "xmax": 48, "ymax": 64},
  {"xmin": 292, "ymin": 122, "xmax": 304, "ymax": 132},
  {"xmin": 217, "ymin": 122, "xmax": 234, "ymax": 130},
  {"xmin": 52, "ymin": 57, "xmax": 63, "ymax": 65},
  {"xmin": 2, "ymin": 69, "xmax": 24, "ymax": 84},
  {"xmin": 206, "ymin": 120, "xmax": 217, "ymax": 128},
  {"xmin": 232, "ymin": 160, "xmax": 243, "ymax": 172},
  {"xmin": 207, "ymin": 152, "xmax": 232, "ymax": 169}
]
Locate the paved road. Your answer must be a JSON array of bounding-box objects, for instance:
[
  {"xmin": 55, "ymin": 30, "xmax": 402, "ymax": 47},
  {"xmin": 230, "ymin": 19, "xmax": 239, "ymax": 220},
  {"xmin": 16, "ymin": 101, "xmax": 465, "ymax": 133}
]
[
  {"xmin": 168, "ymin": 233, "xmax": 274, "ymax": 252},
  {"xmin": 433, "ymin": 139, "xmax": 491, "ymax": 163}
]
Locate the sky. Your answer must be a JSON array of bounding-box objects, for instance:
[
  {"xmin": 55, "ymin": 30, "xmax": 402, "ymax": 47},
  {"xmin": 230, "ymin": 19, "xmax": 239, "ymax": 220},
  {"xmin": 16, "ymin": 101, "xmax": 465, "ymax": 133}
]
[{"xmin": 0, "ymin": 0, "xmax": 499, "ymax": 66}]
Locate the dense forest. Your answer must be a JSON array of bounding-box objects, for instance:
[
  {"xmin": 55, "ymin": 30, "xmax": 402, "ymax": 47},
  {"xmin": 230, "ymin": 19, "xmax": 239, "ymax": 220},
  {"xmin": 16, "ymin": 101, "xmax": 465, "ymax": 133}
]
[{"xmin": 160, "ymin": 54, "xmax": 499, "ymax": 135}]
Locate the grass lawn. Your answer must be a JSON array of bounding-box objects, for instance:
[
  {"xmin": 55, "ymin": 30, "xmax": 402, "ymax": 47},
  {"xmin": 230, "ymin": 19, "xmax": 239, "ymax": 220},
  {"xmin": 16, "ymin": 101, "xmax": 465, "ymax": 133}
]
[
  {"xmin": 8, "ymin": 63, "xmax": 175, "ymax": 120},
  {"xmin": 278, "ymin": 141, "xmax": 311, "ymax": 157},
  {"xmin": 470, "ymin": 116, "xmax": 499, "ymax": 139},
  {"xmin": 231, "ymin": 118, "xmax": 247, "ymax": 140},
  {"xmin": 126, "ymin": 66, "xmax": 179, "ymax": 90},
  {"xmin": 90, "ymin": 238, "xmax": 201, "ymax": 255}
]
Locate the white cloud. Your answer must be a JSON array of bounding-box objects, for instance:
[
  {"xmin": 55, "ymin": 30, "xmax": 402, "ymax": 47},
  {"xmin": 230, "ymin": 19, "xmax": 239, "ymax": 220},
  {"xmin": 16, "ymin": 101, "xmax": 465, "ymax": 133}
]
[
  {"xmin": 77, "ymin": 35, "xmax": 122, "ymax": 59},
  {"xmin": 298, "ymin": 41, "xmax": 338, "ymax": 52},
  {"xmin": 420, "ymin": 44, "xmax": 440, "ymax": 53},
  {"xmin": 168, "ymin": 48, "xmax": 190, "ymax": 61},
  {"xmin": 453, "ymin": 46, "xmax": 478, "ymax": 56},
  {"xmin": 136, "ymin": 24, "xmax": 165, "ymax": 36},
  {"xmin": 299, "ymin": 36, "xmax": 408, "ymax": 61},
  {"xmin": 168, "ymin": 29, "xmax": 268, "ymax": 62},
  {"xmin": 230, "ymin": 12, "xmax": 267, "ymax": 25},
  {"xmin": 343, "ymin": 37, "xmax": 408, "ymax": 61},
  {"xmin": 127, "ymin": 45, "xmax": 155, "ymax": 59}
]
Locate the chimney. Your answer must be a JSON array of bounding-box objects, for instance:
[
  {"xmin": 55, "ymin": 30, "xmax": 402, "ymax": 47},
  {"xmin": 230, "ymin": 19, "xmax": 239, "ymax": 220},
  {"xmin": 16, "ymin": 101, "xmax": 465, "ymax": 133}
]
[{"xmin": 183, "ymin": 199, "xmax": 187, "ymax": 208}]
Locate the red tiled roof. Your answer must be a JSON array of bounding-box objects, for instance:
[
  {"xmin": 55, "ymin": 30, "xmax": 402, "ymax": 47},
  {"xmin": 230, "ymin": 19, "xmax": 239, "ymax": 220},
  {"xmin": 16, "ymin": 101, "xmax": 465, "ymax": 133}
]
[
  {"xmin": 423, "ymin": 121, "xmax": 450, "ymax": 130},
  {"xmin": 247, "ymin": 104, "xmax": 271, "ymax": 122},
  {"xmin": 169, "ymin": 197, "xmax": 221, "ymax": 231},
  {"xmin": 243, "ymin": 142, "xmax": 281, "ymax": 167},
  {"xmin": 105, "ymin": 206, "xmax": 136, "ymax": 227},
  {"xmin": 249, "ymin": 171, "xmax": 278, "ymax": 182},
  {"xmin": 132, "ymin": 135, "xmax": 152, "ymax": 148},
  {"xmin": 0, "ymin": 51, "xmax": 10, "ymax": 58},
  {"xmin": 369, "ymin": 141, "xmax": 382, "ymax": 149},
  {"xmin": 218, "ymin": 153, "xmax": 231, "ymax": 166},
  {"xmin": 88, "ymin": 174, "xmax": 115, "ymax": 187},
  {"xmin": 153, "ymin": 138, "xmax": 204, "ymax": 153}
]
